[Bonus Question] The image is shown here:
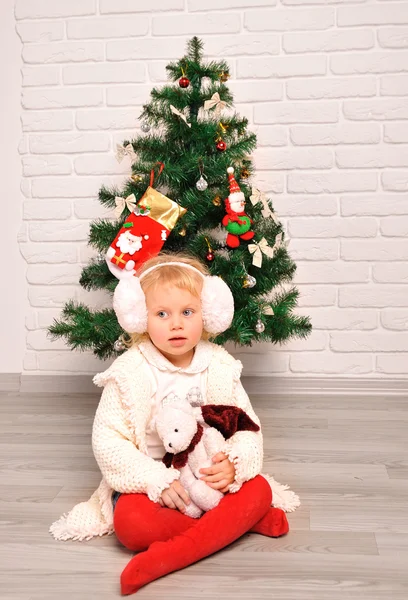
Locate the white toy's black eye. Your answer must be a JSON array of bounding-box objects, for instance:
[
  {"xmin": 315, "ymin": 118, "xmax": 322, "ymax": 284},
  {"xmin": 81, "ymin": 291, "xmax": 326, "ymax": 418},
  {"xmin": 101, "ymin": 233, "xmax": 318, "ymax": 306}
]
[{"xmin": 174, "ymin": 428, "xmax": 178, "ymax": 432}]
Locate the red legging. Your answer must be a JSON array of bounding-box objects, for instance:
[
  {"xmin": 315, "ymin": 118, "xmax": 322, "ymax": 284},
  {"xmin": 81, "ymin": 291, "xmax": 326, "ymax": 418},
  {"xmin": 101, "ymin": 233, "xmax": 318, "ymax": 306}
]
[{"xmin": 114, "ymin": 475, "xmax": 289, "ymax": 595}]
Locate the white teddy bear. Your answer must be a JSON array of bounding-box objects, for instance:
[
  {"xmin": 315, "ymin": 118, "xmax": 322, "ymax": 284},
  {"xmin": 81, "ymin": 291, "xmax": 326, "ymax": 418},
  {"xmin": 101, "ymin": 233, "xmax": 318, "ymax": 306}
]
[
  {"xmin": 155, "ymin": 399, "xmax": 262, "ymax": 518},
  {"xmin": 155, "ymin": 401, "xmax": 226, "ymax": 518}
]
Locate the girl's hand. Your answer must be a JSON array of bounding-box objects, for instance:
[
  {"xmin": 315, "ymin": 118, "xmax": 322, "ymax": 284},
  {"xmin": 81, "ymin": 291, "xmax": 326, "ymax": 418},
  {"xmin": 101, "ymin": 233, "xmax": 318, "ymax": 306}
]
[
  {"xmin": 199, "ymin": 452, "xmax": 236, "ymax": 493},
  {"xmin": 159, "ymin": 480, "xmax": 191, "ymax": 513}
]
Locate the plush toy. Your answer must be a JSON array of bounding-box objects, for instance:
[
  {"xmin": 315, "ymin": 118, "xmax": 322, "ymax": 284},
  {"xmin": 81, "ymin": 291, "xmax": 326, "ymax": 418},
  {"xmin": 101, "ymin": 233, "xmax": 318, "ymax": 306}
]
[
  {"xmin": 155, "ymin": 401, "xmax": 260, "ymax": 518},
  {"xmin": 222, "ymin": 167, "xmax": 255, "ymax": 248}
]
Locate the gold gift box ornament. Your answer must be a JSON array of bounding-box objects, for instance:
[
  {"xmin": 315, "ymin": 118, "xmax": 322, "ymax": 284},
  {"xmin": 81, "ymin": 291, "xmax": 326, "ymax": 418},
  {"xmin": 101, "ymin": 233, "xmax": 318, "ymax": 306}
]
[{"xmin": 138, "ymin": 161, "xmax": 187, "ymax": 230}]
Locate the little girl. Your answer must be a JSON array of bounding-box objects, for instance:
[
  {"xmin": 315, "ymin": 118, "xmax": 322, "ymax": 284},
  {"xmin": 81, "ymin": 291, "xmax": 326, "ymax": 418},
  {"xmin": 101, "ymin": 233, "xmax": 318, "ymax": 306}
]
[{"xmin": 51, "ymin": 253, "xmax": 295, "ymax": 596}]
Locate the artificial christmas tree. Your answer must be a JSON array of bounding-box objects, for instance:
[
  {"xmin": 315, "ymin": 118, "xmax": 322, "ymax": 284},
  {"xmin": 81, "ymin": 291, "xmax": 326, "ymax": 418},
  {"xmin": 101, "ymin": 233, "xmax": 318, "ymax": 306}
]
[{"xmin": 49, "ymin": 37, "xmax": 311, "ymax": 359}]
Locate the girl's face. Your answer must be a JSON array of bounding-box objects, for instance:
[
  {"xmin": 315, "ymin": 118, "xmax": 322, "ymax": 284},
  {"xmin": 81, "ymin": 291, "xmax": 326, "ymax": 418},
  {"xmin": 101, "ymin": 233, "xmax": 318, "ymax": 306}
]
[{"xmin": 145, "ymin": 283, "xmax": 204, "ymax": 367}]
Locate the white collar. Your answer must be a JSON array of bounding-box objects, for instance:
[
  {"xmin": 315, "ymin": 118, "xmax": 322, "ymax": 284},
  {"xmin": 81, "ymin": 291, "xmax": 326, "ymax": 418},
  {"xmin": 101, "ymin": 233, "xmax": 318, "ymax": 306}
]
[{"xmin": 138, "ymin": 339, "xmax": 214, "ymax": 374}]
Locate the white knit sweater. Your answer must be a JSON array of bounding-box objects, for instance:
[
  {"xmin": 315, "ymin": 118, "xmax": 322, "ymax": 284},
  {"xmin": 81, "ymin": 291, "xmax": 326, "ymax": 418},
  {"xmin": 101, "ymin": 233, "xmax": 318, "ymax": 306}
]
[{"xmin": 50, "ymin": 341, "xmax": 299, "ymax": 542}]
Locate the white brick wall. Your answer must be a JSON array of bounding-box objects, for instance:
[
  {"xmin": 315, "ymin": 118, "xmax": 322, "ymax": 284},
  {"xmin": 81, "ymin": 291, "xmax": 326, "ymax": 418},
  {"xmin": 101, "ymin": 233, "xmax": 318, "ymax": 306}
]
[
  {"xmin": 1, "ymin": 0, "xmax": 26, "ymax": 373},
  {"xmin": 16, "ymin": 0, "xmax": 408, "ymax": 378}
]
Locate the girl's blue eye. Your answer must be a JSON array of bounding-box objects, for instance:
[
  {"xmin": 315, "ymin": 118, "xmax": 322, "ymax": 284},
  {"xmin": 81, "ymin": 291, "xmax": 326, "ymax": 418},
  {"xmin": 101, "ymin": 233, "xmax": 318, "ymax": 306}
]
[
  {"xmin": 157, "ymin": 311, "xmax": 168, "ymax": 318},
  {"xmin": 183, "ymin": 309, "xmax": 193, "ymax": 316}
]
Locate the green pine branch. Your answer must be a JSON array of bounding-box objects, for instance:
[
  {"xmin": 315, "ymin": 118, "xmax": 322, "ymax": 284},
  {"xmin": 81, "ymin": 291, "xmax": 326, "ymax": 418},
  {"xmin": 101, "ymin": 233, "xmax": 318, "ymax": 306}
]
[
  {"xmin": 79, "ymin": 260, "xmax": 117, "ymax": 293},
  {"xmin": 48, "ymin": 301, "xmax": 122, "ymax": 360},
  {"xmin": 88, "ymin": 219, "xmax": 123, "ymax": 252}
]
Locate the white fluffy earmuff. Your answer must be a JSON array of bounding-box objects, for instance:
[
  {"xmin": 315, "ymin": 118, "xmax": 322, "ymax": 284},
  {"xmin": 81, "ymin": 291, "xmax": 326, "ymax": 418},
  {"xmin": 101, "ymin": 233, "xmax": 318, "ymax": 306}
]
[{"xmin": 113, "ymin": 262, "xmax": 234, "ymax": 335}]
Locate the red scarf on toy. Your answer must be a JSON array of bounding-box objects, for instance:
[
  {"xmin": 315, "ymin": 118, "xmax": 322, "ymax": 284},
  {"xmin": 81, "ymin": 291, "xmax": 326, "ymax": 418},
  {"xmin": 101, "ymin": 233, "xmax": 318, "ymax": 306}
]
[
  {"xmin": 225, "ymin": 199, "xmax": 248, "ymax": 226},
  {"xmin": 162, "ymin": 423, "xmax": 204, "ymax": 469}
]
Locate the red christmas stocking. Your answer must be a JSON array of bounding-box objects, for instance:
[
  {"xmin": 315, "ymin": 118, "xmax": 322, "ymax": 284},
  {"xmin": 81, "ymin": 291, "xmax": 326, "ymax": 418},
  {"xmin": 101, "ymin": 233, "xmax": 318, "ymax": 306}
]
[
  {"xmin": 119, "ymin": 475, "xmax": 286, "ymax": 595},
  {"xmin": 106, "ymin": 163, "xmax": 187, "ymax": 276}
]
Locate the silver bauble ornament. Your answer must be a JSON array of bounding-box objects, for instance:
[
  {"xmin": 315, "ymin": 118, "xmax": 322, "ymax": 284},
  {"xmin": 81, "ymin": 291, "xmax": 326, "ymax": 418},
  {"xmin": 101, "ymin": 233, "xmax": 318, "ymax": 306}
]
[
  {"xmin": 255, "ymin": 319, "xmax": 265, "ymax": 333},
  {"xmin": 141, "ymin": 121, "xmax": 151, "ymax": 133},
  {"xmin": 114, "ymin": 338, "xmax": 126, "ymax": 351},
  {"xmin": 243, "ymin": 274, "xmax": 256, "ymax": 289},
  {"xmin": 96, "ymin": 252, "xmax": 104, "ymax": 262},
  {"xmin": 196, "ymin": 175, "xmax": 208, "ymax": 192}
]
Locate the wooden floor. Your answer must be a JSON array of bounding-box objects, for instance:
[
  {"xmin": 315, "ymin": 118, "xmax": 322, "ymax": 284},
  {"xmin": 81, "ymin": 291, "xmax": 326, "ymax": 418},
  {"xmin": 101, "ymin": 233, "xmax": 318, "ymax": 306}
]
[{"xmin": 1, "ymin": 390, "xmax": 408, "ymax": 600}]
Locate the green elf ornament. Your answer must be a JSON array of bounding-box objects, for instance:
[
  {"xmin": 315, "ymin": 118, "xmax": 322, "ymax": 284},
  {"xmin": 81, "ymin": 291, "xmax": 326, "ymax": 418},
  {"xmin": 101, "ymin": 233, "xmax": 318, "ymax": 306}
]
[{"xmin": 222, "ymin": 167, "xmax": 255, "ymax": 248}]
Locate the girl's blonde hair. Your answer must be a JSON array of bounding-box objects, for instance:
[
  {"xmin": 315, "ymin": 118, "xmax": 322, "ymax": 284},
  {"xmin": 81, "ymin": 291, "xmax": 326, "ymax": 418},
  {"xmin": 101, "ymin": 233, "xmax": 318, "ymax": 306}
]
[{"xmin": 123, "ymin": 252, "xmax": 212, "ymax": 348}]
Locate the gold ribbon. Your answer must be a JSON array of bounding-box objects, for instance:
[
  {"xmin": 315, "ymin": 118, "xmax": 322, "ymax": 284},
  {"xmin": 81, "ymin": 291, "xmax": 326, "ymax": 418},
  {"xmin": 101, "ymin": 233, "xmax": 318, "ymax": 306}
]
[
  {"xmin": 263, "ymin": 306, "xmax": 274, "ymax": 316},
  {"xmin": 170, "ymin": 105, "xmax": 191, "ymax": 128},
  {"xmin": 115, "ymin": 143, "xmax": 136, "ymax": 163},
  {"xmin": 250, "ymin": 188, "xmax": 278, "ymax": 221},
  {"xmin": 248, "ymin": 237, "xmax": 275, "ymax": 268},
  {"xmin": 114, "ymin": 194, "xmax": 137, "ymax": 219},
  {"xmin": 204, "ymin": 92, "xmax": 226, "ymax": 117},
  {"xmin": 138, "ymin": 187, "xmax": 187, "ymax": 231},
  {"xmin": 112, "ymin": 252, "xmax": 126, "ymax": 266}
]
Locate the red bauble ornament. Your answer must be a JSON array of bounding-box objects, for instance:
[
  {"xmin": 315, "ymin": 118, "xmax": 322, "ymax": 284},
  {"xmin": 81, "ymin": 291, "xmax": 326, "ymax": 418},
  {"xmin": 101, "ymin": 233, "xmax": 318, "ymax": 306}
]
[
  {"xmin": 179, "ymin": 76, "xmax": 190, "ymax": 88},
  {"xmin": 206, "ymin": 251, "xmax": 215, "ymax": 262},
  {"xmin": 216, "ymin": 140, "xmax": 227, "ymax": 152}
]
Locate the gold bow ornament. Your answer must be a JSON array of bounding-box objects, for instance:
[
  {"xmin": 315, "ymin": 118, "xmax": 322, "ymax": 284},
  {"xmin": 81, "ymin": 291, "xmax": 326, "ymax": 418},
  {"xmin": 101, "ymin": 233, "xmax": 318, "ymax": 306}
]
[
  {"xmin": 170, "ymin": 105, "xmax": 191, "ymax": 128},
  {"xmin": 250, "ymin": 188, "xmax": 278, "ymax": 222},
  {"xmin": 114, "ymin": 194, "xmax": 137, "ymax": 219},
  {"xmin": 115, "ymin": 143, "xmax": 136, "ymax": 164},
  {"xmin": 248, "ymin": 237, "xmax": 275, "ymax": 268},
  {"xmin": 203, "ymin": 92, "xmax": 227, "ymax": 117}
]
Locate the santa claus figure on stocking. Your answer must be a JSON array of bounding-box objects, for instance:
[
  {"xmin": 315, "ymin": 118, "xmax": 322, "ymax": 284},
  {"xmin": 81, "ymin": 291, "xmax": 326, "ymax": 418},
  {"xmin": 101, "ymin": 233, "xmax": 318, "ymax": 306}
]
[
  {"xmin": 106, "ymin": 228, "xmax": 149, "ymax": 274},
  {"xmin": 222, "ymin": 167, "xmax": 255, "ymax": 248}
]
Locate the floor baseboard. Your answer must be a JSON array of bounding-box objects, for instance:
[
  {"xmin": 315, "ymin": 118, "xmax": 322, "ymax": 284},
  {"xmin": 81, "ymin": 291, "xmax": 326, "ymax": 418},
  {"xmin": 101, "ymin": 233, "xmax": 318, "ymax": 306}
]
[
  {"xmin": 3, "ymin": 373, "xmax": 407, "ymax": 396},
  {"xmin": 243, "ymin": 376, "xmax": 408, "ymax": 396}
]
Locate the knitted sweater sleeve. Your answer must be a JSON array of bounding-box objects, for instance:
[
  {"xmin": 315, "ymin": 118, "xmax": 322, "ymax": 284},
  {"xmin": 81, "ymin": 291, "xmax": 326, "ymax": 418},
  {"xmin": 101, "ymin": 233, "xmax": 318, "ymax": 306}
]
[
  {"xmin": 221, "ymin": 378, "xmax": 263, "ymax": 493},
  {"xmin": 92, "ymin": 380, "xmax": 180, "ymax": 503}
]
